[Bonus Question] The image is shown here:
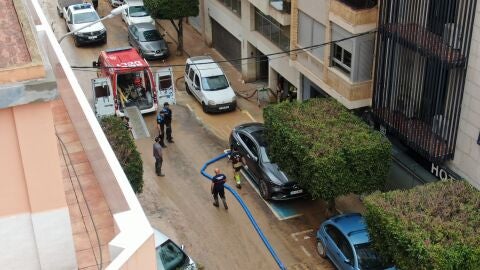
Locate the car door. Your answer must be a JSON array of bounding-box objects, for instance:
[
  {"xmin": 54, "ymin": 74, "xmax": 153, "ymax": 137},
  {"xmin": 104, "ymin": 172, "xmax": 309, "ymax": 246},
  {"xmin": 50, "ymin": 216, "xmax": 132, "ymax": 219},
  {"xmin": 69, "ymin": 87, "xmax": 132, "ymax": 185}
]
[
  {"xmin": 155, "ymin": 67, "xmax": 176, "ymax": 105},
  {"xmin": 325, "ymin": 225, "xmax": 356, "ymax": 270},
  {"xmin": 238, "ymin": 132, "xmax": 262, "ymax": 182},
  {"xmin": 66, "ymin": 9, "xmax": 73, "ymax": 31},
  {"xmin": 91, "ymin": 77, "xmax": 115, "ymax": 117},
  {"xmin": 193, "ymin": 73, "xmax": 204, "ymax": 102},
  {"xmin": 122, "ymin": 7, "xmax": 128, "ymax": 23}
]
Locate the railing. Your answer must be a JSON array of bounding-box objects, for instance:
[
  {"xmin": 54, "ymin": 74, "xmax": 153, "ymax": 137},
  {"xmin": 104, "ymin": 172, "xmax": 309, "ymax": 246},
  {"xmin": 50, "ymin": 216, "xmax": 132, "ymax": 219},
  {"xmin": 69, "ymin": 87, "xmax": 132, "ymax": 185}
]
[
  {"xmin": 218, "ymin": 0, "xmax": 241, "ymax": 17},
  {"xmin": 254, "ymin": 8, "xmax": 290, "ymax": 51},
  {"xmin": 337, "ymin": 0, "xmax": 377, "ymax": 10},
  {"xmin": 270, "ymin": 0, "xmax": 291, "ymax": 14}
]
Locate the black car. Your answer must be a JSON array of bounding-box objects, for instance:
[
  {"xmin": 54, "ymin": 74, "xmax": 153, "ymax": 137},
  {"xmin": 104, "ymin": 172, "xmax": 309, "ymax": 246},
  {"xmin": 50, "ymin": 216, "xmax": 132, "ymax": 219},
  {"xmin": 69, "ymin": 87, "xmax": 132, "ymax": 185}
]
[
  {"xmin": 128, "ymin": 23, "xmax": 169, "ymax": 60},
  {"xmin": 229, "ymin": 123, "xmax": 306, "ymax": 200}
]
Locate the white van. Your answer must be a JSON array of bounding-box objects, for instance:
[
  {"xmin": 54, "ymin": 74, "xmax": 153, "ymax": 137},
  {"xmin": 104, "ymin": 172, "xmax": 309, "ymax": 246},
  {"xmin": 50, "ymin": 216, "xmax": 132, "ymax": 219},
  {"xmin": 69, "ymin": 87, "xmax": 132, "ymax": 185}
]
[
  {"xmin": 184, "ymin": 56, "xmax": 237, "ymax": 113},
  {"xmin": 122, "ymin": 0, "xmax": 155, "ymax": 26}
]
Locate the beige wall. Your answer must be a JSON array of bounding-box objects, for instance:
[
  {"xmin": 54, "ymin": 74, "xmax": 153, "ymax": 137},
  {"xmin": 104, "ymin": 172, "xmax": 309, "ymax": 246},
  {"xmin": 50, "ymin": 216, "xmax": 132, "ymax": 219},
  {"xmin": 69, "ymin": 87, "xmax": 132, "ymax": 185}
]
[{"xmin": 0, "ymin": 101, "xmax": 67, "ymax": 216}]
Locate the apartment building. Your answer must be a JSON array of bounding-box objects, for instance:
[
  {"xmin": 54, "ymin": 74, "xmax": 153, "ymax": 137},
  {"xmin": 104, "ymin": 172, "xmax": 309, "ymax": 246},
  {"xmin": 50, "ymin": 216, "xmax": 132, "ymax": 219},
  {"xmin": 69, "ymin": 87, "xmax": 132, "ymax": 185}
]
[
  {"xmin": 195, "ymin": 0, "xmax": 300, "ymax": 96},
  {"xmin": 290, "ymin": 0, "xmax": 377, "ymax": 109},
  {"xmin": 372, "ymin": 0, "xmax": 480, "ymax": 188},
  {"xmin": 0, "ymin": 0, "xmax": 156, "ymax": 269}
]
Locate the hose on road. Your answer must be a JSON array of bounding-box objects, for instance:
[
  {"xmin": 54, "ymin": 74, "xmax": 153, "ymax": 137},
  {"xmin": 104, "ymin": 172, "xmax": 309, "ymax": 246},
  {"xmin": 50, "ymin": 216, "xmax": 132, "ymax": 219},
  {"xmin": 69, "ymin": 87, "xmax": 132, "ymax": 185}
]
[{"xmin": 200, "ymin": 152, "xmax": 287, "ymax": 270}]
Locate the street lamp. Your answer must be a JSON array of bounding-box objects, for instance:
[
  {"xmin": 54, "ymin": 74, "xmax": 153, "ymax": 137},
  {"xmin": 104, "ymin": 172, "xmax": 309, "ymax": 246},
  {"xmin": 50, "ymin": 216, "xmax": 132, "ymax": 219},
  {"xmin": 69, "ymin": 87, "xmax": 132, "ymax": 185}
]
[{"xmin": 58, "ymin": 4, "xmax": 129, "ymax": 43}]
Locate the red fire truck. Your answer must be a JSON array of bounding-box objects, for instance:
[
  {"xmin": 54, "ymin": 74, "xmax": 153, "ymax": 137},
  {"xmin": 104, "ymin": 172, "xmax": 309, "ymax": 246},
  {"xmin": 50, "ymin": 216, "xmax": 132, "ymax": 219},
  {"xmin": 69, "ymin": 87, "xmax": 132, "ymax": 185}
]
[{"xmin": 92, "ymin": 47, "xmax": 168, "ymax": 117}]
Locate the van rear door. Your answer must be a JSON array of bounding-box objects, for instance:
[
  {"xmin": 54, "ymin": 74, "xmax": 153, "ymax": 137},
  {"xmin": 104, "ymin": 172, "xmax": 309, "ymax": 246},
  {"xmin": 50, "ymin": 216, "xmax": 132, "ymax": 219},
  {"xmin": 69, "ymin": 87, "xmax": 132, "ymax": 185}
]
[
  {"xmin": 155, "ymin": 67, "xmax": 176, "ymax": 105},
  {"xmin": 92, "ymin": 78, "xmax": 115, "ymax": 117}
]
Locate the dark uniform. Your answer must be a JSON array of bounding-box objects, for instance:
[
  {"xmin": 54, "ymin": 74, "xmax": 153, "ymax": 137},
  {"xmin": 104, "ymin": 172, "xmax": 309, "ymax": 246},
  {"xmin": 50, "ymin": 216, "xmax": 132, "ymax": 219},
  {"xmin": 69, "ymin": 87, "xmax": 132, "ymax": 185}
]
[
  {"xmin": 162, "ymin": 102, "xmax": 173, "ymax": 143},
  {"xmin": 212, "ymin": 173, "xmax": 228, "ymax": 209},
  {"xmin": 156, "ymin": 111, "xmax": 166, "ymax": 147}
]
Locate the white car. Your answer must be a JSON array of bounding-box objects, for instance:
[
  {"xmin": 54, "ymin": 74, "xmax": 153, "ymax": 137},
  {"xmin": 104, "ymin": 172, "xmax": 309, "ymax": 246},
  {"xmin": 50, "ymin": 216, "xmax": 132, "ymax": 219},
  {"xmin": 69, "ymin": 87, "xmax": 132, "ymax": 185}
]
[
  {"xmin": 184, "ymin": 56, "xmax": 237, "ymax": 113},
  {"xmin": 153, "ymin": 229, "xmax": 197, "ymax": 270},
  {"xmin": 122, "ymin": 0, "xmax": 155, "ymax": 26},
  {"xmin": 110, "ymin": 0, "xmax": 124, "ymax": 7},
  {"xmin": 64, "ymin": 3, "xmax": 107, "ymax": 46}
]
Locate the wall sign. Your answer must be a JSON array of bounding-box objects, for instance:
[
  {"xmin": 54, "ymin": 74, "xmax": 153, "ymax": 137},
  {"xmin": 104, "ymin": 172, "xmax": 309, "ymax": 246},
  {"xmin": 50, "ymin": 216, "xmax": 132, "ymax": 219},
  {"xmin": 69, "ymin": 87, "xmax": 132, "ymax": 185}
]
[{"xmin": 431, "ymin": 163, "xmax": 460, "ymax": 181}]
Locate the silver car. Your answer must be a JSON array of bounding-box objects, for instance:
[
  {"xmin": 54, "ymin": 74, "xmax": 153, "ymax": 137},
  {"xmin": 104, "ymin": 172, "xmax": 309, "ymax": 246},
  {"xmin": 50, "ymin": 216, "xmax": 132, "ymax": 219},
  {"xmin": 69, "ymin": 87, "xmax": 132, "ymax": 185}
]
[{"xmin": 128, "ymin": 23, "xmax": 169, "ymax": 60}]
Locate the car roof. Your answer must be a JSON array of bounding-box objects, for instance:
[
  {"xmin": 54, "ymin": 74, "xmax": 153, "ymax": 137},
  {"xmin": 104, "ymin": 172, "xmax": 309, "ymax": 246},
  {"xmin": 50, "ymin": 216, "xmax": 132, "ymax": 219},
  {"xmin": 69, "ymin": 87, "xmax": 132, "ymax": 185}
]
[
  {"xmin": 235, "ymin": 122, "xmax": 265, "ymax": 134},
  {"xmin": 328, "ymin": 213, "xmax": 370, "ymax": 245},
  {"xmin": 125, "ymin": 0, "xmax": 144, "ymax": 6},
  {"xmin": 133, "ymin": 23, "xmax": 157, "ymax": 31},
  {"xmin": 70, "ymin": 3, "xmax": 95, "ymax": 13},
  {"xmin": 187, "ymin": 56, "xmax": 224, "ymax": 77},
  {"xmin": 153, "ymin": 228, "xmax": 169, "ymax": 248},
  {"xmin": 101, "ymin": 47, "xmax": 149, "ymax": 72}
]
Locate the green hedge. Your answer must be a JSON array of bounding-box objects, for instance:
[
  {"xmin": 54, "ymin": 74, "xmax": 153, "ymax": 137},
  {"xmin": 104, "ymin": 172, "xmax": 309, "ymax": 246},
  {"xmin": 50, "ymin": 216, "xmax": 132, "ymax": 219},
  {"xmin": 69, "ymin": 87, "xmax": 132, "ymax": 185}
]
[
  {"xmin": 99, "ymin": 116, "xmax": 144, "ymax": 193},
  {"xmin": 364, "ymin": 180, "xmax": 480, "ymax": 270},
  {"xmin": 263, "ymin": 98, "xmax": 391, "ymax": 201}
]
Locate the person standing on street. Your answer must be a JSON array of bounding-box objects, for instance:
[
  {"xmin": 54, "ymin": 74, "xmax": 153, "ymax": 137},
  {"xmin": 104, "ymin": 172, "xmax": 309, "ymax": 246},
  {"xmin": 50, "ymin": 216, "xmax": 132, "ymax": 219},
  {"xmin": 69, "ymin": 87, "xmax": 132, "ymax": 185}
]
[
  {"xmin": 156, "ymin": 110, "xmax": 167, "ymax": 148},
  {"xmin": 153, "ymin": 137, "xmax": 165, "ymax": 176},
  {"xmin": 211, "ymin": 168, "xmax": 228, "ymax": 210},
  {"xmin": 229, "ymin": 146, "xmax": 247, "ymax": 189},
  {"xmin": 162, "ymin": 102, "xmax": 174, "ymax": 143}
]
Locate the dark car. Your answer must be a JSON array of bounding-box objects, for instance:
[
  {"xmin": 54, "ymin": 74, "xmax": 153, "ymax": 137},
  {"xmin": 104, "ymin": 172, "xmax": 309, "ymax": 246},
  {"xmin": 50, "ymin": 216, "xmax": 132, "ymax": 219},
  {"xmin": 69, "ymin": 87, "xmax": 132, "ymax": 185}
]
[
  {"xmin": 128, "ymin": 23, "xmax": 169, "ymax": 60},
  {"xmin": 229, "ymin": 123, "xmax": 306, "ymax": 200},
  {"xmin": 316, "ymin": 213, "xmax": 396, "ymax": 270}
]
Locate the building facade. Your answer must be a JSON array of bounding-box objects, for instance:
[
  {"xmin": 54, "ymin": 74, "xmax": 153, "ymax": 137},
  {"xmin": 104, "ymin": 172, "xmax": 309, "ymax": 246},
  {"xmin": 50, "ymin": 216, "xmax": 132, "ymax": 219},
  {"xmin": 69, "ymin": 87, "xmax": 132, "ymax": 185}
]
[
  {"xmin": 0, "ymin": 0, "xmax": 156, "ymax": 268},
  {"xmin": 290, "ymin": 0, "xmax": 378, "ymax": 109},
  {"xmin": 372, "ymin": 0, "xmax": 480, "ymax": 188}
]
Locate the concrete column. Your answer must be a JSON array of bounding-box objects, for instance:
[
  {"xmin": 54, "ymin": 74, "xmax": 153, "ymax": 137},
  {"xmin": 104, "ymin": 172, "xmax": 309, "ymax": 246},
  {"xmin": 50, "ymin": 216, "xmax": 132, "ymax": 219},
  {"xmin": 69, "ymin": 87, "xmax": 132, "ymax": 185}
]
[
  {"xmin": 203, "ymin": 0, "xmax": 212, "ymax": 46},
  {"xmin": 241, "ymin": 0, "xmax": 257, "ymax": 82}
]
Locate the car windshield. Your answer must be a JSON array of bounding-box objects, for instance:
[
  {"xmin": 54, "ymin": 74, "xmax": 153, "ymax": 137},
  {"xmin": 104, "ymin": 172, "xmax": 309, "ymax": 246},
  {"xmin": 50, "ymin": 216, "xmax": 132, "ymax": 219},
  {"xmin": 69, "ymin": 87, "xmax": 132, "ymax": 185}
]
[
  {"xmin": 157, "ymin": 240, "xmax": 188, "ymax": 270},
  {"xmin": 201, "ymin": 75, "xmax": 229, "ymax": 91},
  {"xmin": 141, "ymin": 30, "xmax": 162, "ymax": 42},
  {"xmin": 73, "ymin": 11, "xmax": 99, "ymax": 24},
  {"xmin": 355, "ymin": 243, "xmax": 394, "ymax": 270},
  {"xmin": 129, "ymin": 6, "xmax": 150, "ymax": 17}
]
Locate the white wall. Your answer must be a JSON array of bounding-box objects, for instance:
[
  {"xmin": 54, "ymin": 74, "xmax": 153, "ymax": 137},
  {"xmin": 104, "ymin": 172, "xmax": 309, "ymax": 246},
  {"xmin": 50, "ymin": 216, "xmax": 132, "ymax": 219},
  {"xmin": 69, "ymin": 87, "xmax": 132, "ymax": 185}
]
[{"xmin": 447, "ymin": 3, "xmax": 480, "ymax": 189}]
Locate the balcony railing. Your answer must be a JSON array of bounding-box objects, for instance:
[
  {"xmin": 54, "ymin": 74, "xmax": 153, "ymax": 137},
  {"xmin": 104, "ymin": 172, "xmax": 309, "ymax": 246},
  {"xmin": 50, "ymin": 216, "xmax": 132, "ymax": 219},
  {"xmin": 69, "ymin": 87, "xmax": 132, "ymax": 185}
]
[
  {"xmin": 254, "ymin": 8, "xmax": 290, "ymax": 51},
  {"xmin": 337, "ymin": 0, "xmax": 377, "ymax": 10},
  {"xmin": 270, "ymin": 0, "xmax": 291, "ymax": 14}
]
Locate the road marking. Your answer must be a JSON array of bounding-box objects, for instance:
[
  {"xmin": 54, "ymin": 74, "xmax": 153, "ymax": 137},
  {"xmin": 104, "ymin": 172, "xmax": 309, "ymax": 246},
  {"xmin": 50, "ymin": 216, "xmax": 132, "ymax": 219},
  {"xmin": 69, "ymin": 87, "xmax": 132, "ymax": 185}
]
[
  {"xmin": 291, "ymin": 229, "xmax": 313, "ymax": 241},
  {"xmin": 241, "ymin": 170, "xmax": 303, "ymax": 221},
  {"xmin": 186, "ymin": 103, "xmax": 193, "ymax": 112},
  {"xmin": 300, "ymin": 245, "xmax": 312, "ymax": 257},
  {"xmin": 242, "ymin": 110, "xmax": 256, "ymax": 122}
]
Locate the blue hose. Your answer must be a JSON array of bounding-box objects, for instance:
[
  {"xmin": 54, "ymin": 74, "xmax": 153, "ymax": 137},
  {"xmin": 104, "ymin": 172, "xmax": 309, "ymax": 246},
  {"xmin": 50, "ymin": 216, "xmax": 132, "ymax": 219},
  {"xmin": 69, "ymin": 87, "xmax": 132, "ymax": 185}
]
[{"xmin": 200, "ymin": 152, "xmax": 287, "ymax": 270}]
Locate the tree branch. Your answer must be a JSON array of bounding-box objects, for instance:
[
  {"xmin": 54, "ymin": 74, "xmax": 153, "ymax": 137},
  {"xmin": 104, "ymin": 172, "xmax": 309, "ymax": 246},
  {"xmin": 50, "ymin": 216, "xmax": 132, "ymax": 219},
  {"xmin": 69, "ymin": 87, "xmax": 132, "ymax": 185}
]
[{"xmin": 169, "ymin": 19, "xmax": 180, "ymax": 33}]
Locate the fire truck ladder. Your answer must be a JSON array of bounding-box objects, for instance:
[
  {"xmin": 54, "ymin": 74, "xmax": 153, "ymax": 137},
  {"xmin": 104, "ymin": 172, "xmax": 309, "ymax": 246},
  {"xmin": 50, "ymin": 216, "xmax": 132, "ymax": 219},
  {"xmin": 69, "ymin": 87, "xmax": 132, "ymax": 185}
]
[{"xmin": 124, "ymin": 106, "xmax": 150, "ymax": 139}]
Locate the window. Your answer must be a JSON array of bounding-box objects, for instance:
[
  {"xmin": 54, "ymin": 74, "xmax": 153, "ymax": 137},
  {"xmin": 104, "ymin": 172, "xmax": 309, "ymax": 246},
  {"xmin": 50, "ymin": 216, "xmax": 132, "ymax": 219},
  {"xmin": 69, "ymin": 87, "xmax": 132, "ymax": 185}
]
[
  {"xmin": 332, "ymin": 44, "xmax": 352, "ymax": 75},
  {"xmin": 239, "ymin": 133, "xmax": 258, "ymax": 157},
  {"xmin": 128, "ymin": 6, "xmax": 149, "ymax": 17},
  {"xmin": 201, "ymin": 75, "xmax": 229, "ymax": 91},
  {"xmin": 157, "ymin": 240, "xmax": 187, "ymax": 270},
  {"xmin": 298, "ymin": 11, "xmax": 325, "ymax": 61},
  {"xmin": 73, "ymin": 11, "xmax": 99, "ymax": 24},
  {"xmin": 194, "ymin": 75, "xmax": 200, "ymax": 88},
  {"xmin": 188, "ymin": 69, "xmax": 195, "ymax": 81},
  {"xmin": 185, "ymin": 64, "xmax": 190, "ymax": 75},
  {"xmin": 218, "ymin": 0, "xmax": 241, "ymax": 17},
  {"xmin": 325, "ymin": 225, "xmax": 354, "ymax": 263}
]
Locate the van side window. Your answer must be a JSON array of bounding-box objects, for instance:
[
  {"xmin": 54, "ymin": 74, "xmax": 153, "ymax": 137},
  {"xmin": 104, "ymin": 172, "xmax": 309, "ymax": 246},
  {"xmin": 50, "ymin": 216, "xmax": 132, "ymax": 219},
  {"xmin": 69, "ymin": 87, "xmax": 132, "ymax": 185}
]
[
  {"xmin": 188, "ymin": 68, "xmax": 195, "ymax": 81},
  {"xmin": 194, "ymin": 75, "xmax": 200, "ymax": 88},
  {"xmin": 185, "ymin": 64, "xmax": 190, "ymax": 75}
]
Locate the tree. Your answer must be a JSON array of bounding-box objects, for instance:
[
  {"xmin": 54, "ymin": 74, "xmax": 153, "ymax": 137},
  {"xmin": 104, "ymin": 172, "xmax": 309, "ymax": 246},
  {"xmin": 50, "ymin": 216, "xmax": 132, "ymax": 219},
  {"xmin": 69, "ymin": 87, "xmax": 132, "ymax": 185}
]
[
  {"xmin": 144, "ymin": 0, "xmax": 199, "ymax": 56},
  {"xmin": 364, "ymin": 180, "xmax": 480, "ymax": 270},
  {"xmin": 99, "ymin": 116, "xmax": 144, "ymax": 193},
  {"xmin": 263, "ymin": 98, "xmax": 391, "ymax": 214}
]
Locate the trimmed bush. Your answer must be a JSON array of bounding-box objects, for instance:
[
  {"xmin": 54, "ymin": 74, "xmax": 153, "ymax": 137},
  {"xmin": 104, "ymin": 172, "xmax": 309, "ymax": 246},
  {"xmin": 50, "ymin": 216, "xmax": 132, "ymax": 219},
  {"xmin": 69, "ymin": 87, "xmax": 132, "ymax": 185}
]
[
  {"xmin": 364, "ymin": 180, "xmax": 480, "ymax": 270},
  {"xmin": 99, "ymin": 116, "xmax": 144, "ymax": 193},
  {"xmin": 263, "ymin": 98, "xmax": 391, "ymax": 203}
]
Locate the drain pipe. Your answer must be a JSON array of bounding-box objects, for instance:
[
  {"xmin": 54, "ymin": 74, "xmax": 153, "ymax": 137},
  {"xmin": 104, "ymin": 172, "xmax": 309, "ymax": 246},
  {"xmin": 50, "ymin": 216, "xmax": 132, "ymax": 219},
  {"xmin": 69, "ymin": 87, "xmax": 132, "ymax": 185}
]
[{"xmin": 200, "ymin": 152, "xmax": 287, "ymax": 270}]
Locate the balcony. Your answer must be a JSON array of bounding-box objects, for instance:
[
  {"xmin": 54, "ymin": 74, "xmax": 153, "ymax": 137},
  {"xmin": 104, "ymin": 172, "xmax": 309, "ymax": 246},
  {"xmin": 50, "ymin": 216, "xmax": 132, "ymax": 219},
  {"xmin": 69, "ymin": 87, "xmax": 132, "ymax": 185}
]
[
  {"xmin": 255, "ymin": 8, "xmax": 290, "ymax": 51},
  {"xmin": 330, "ymin": 0, "xmax": 378, "ymax": 28},
  {"xmin": 269, "ymin": 0, "xmax": 291, "ymax": 14}
]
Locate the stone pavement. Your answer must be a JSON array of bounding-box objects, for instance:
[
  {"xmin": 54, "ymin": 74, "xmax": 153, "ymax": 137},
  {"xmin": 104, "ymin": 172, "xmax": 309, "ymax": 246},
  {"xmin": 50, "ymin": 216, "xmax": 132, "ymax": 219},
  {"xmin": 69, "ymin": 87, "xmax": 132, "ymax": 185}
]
[{"xmin": 154, "ymin": 19, "xmax": 364, "ymax": 214}]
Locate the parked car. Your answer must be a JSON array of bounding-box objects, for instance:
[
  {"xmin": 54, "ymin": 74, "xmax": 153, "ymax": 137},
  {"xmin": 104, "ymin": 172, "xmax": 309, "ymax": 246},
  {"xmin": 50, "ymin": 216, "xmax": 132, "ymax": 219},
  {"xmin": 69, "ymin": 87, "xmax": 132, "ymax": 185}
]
[
  {"xmin": 56, "ymin": 0, "xmax": 83, "ymax": 18},
  {"xmin": 110, "ymin": 0, "xmax": 124, "ymax": 7},
  {"xmin": 122, "ymin": 0, "xmax": 155, "ymax": 26},
  {"xmin": 64, "ymin": 3, "xmax": 107, "ymax": 46},
  {"xmin": 184, "ymin": 56, "xmax": 237, "ymax": 113},
  {"xmin": 229, "ymin": 123, "xmax": 306, "ymax": 200},
  {"xmin": 316, "ymin": 213, "xmax": 396, "ymax": 270},
  {"xmin": 154, "ymin": 228, "xmax": 197, "ymax": 270},
  {"xmin": 128, "ymin": 23, "xmax": 169, "ymax": 60}
]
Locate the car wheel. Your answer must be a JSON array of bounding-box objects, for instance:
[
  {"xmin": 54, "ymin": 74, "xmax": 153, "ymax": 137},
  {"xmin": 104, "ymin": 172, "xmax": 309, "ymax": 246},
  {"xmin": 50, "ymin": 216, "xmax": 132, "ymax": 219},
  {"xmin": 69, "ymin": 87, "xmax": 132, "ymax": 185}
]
[
  {"xmin": 185, "ymin": 83, "xmax": 192, "ymax": 95},
  {"xmin": 202, "ymin": 102, "xmax": 208, "ymax": 113},
  {"xmin": 316, "ymin": 239, "xmax": 327, "ymax": 258},
  {"xmin": 74, "ymin": 36, "xmax": 80, "ymax": 47},
  {"xmin": 260, "ymin": 179, "xmax": 271, "ymax": 200}
]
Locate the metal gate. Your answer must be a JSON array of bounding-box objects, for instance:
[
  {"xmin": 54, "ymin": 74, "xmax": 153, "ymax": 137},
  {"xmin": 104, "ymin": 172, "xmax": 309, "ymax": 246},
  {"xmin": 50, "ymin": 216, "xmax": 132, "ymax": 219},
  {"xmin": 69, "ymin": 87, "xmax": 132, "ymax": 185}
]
[{"xmin": 211, "ymin": 18, "xmax": 241, "ymax": 70}]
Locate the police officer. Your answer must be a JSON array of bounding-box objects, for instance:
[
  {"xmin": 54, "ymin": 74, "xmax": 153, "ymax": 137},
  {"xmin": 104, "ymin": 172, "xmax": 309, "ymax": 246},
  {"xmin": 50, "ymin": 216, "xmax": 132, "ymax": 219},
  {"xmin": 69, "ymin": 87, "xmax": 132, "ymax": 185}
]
[
  {"xmin": 211, "ymin": 168, "xmax": 228, "ymax": 210},
  {"xmin": 161, "ymin": 102, "xmax": 173, "ymax": 143},
  {"xmin": 156, "ymin": 110, "xmax": 166, "ymax": 147}
]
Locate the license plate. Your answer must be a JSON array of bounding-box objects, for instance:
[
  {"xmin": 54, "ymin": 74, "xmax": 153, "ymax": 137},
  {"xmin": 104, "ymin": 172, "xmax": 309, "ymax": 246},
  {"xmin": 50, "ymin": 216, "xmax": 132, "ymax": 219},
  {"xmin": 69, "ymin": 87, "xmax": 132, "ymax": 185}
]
[
  {"xmin": 219, "ymin": 106, "xmax": 229, "ymax": 110},
  {"xmin": 88, "ymin": 36, "xmax": 97, "ymax": 40},
  {"xmin": 290, "ymin": 189, "xmax": 303, "ymax": 195}
]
